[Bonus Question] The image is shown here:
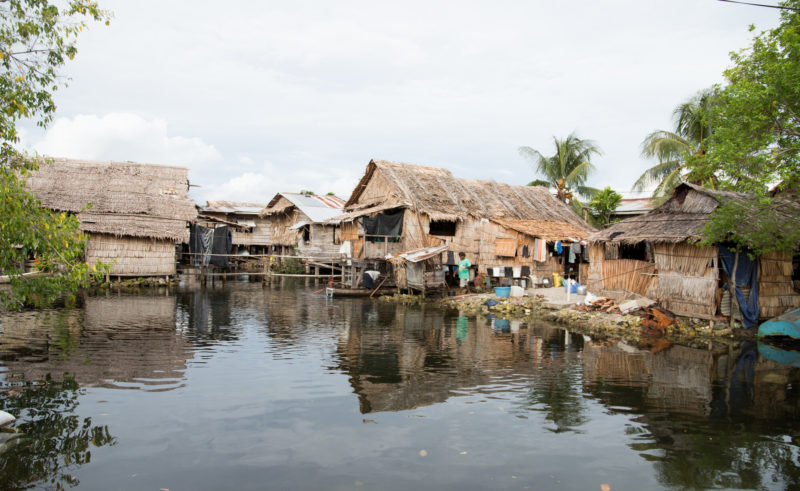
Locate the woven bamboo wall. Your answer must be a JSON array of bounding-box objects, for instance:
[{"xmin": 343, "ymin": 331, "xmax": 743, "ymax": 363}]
[
  {"xmin": 340, "ymin": 221, "xmax": 359, "ymax": 242},
  {"xmin": 232, "ymin": 217, "xmax": 272, "ymax": 246},
  {"xmin": 267, "ymin": 210, "xmax": 301, "ymax": 246},
  {"xmin": 647, "ymin": 243, "xmax": 718, "ymax": 318},
  {"xmin": 586, "ymin": 244, "xmax": 604, "ymax": 291},
  {"xmin": 759, "ymin": 251, "xmax": 800, "ymax": 318},
  {"xmin": 87, "ymin": 233, "xmax": 176, "ymax": 276}
]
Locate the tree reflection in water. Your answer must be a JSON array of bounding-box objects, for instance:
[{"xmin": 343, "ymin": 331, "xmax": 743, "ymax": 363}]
[{"xmin": 0, "ymin": 375, "xmax": 116, "ymax": 490}]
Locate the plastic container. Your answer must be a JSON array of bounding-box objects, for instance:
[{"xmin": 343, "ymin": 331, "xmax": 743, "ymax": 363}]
[
  {"xmin": 576, "ymin": 285, "xmax": 587, "ymax": 295},
  {"xmin": 493, "ymin": 319, "xmax": 510, "ymax": 332},
  {"xmin": 510, "ymin": 285, "xmax": 524, "ymax": 297},
  {"xmin": 552, "ymin": 273, "xmax": 562, "ymax": 286},
  {"xmin": 494, "ymin": 286, "xmax": 511, "ymax": 297}
]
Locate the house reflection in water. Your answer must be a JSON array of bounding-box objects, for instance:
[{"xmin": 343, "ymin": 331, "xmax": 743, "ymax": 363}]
[
  {"xmin": 582, "ymin": 339, "xmax": 800, "ymax": 489},
  {"xmin": 0, "ymin": 294, "xmax": 191, "ymax": 391},
  {"xmin": 333, "ymin": 302, "xmax": 583, "ymax": 414}
]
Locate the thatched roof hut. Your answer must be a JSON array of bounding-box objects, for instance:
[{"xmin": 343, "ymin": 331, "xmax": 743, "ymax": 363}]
[
  {"xmin": 25, "ymin": 158, "xmax": 196, "ymax": 276},
  {"xmin": 589, "ymin": 183, "xmax": 751, "ymax": 245},
  {"xmin": 586, "ymin": 183, "xmax": 800, "ymax": 321},
  {"xmin": 343, "ymin": 159, "xmax": 588, "ymax": 227},
  {"xmin": 333, "ymin": 159, "xmax": 593, "ymax": 281}
]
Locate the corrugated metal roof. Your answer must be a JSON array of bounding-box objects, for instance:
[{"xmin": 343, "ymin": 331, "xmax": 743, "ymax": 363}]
[
  {"xmin": 278, "ymin": 193, "xmax": 346, "ymax": 223},
  {"xmin": 203, "ymin": 201, "xmax": 264, "ymax": 215},
  {"xmin": 615, "ymin": 197, "xmax": 653, "ymax": 215},
  {"xmin": 390, "ymin": 244, "xmax": 448, "ymax": 263}
]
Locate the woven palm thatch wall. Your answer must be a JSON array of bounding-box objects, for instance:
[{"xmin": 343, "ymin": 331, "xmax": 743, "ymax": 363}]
[
  {"xmin": 586, "ymin": 243, "xmax": 655, "ymax": 297},
  {"xmin": 759, "ymin": 251, "xmax": 800, "ymax": 318},
  {"xmin": 87, "ymin": 233, "xmax": 176, "ymax": 276},
  {"xmin": 264, "ymin": 199, "xmax": 302, "ymax": 246},
  {"xmin": 647, "ymin": 243, "xmax": 718, "ymax": 318}
]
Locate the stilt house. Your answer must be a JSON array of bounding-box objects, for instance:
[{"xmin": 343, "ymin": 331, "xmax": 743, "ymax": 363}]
[
  {"xmin": 259, "ymin": 192, "xmax": 346, "ymax": 258},
  {"xmin": 199, "ymin": 201, "xmax": 269, "ymax": 253},
  {"xmin": 332, "ymin": 159, "xmax": 592, "ymax": 289},
  {"xmin": 25, "ymin": 158, "xmax": 196, "ymax": 277},
  {"xmin": 586, "ymin": 183, "xmax": 800, "ymax": 323}
]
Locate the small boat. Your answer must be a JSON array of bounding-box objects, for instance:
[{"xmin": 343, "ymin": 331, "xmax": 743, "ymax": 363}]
[
  {"xmin": 325, "ymin": 287, "xmax": 397, "ymax": 298},
  {"xmin": 757, "ymin": 308, "xmax": 800, "ymax": 339}
]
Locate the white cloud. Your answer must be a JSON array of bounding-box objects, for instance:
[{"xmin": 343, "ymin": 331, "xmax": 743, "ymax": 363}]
[
  {"xmin": 195, "ymin": 160, "xmax": 358, "ymax": 206},
  {"xmin": 30, "ymin": 113, "xmax": 222, "ymax": 168}
]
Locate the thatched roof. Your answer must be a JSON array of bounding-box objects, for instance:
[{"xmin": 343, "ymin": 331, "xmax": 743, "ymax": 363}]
[
  {"xmin": 25, "ymin": 158, "xmax": 196, "ymax": 242},
  {"xmin": 587, "ymin": 182, "xmax": 750, "ymax": 244},
  {"xmin": 338, "ymin": 159, "xmax": 592, "ymax": 237}
]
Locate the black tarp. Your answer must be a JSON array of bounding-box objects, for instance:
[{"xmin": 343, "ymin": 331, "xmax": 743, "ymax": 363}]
[
  {"xmin": 189, "ymin": 225, "xmax": 231, "ymax": 268},
  {"xmin": 719, "ymin": 246, "xmax": 760, "ymax": 329},
  {"xmin": 363, "ymin": 210, "xmax": 403, "ymax": 237}
]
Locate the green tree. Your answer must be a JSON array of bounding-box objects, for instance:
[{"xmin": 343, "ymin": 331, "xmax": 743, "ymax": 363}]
[
  {"xmin": 0, "ymin": 1, "xmax": 110, "ymax": 308},
  {"xmin": 588, "ymin": 187, "xmax": 622, "ymax": 228},
  {"xmin": 688, "ymin": 0, "xmax": 800, "ymax": 255},
  {"xmin": 635, "ymin": 88, "xmax": 716, "ymax": 204},
  {"xmin": 0, "ymin": 375, "xmax": 117, "ymax": 489},
  {"xmin": 518, "ymin": 132, "xmax": 601, "ymax": 204}
]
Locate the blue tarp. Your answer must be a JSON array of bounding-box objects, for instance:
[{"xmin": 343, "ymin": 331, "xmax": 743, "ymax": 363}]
[{"xmin": 719, "ymin": 246, "xmax": 759, "ymax": 329}]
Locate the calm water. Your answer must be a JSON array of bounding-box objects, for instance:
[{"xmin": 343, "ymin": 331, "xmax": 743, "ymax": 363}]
[{"xmin": 1, "ymin": 280, "xmax": 799, "ymax": 490}]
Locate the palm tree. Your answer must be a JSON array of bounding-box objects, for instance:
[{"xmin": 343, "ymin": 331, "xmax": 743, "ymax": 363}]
[
  {"xmin": 635, "ymin": 88, "xmax": 716, "ymax": 202},
  {"xmin": 518, "ymin": 132, "xmax": 601, "ymax": 204}
]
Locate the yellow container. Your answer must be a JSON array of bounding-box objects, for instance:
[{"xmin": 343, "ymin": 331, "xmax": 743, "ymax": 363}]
[{"xmin": 552, "ymin": 273, "xmax": 561, "ymax": 287}]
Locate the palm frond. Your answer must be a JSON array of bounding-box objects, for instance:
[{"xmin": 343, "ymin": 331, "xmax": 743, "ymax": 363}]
[
  {"xmin": 632, "ymin": 159, "xmax": 682, "ymax": 191},
  {"xmin": 652, "ymin": 168, "xmax": 684, "ymax": 201},
  {"xmin": 640, "ymin": 131, "xmax": 692, "ymax": 161}
]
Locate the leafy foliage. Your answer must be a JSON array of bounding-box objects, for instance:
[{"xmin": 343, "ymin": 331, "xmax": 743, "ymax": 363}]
[
  {"xmin": 636, "ymin": 88, "xmax": 717, "ymax": 204},
  {"xmin": 689, "ymin": 2, "xmax": 800, "ymax": 195},
  {"xmin": 687, "ymin": 1, "xmax": 800, "ymax": 255},
  {"xmin": 698, "ymin": 195, "xmax": 800, "ymax": 257},
  {"xmin": 518, "ymin": 132, "xmax": 601, "ymax": 203},
  {"xmin": 588, "ymin": 187, "xmax": 622, "ymax": 228},
  {"xmin": 0, "ymin": 1, "xmax": 110, "ymax": 308}
]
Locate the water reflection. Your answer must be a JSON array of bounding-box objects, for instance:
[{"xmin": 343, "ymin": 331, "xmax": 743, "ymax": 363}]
[
  {"xmin": 583, "ymin": 339, "xmax": 800, "ymax": 489},
  {"xmin": 0, "ymin": 376, "xmax": 116, "ymax": 489},
  {"xmin": 1, "ymin": 294, "xmax": 190, "ymax": 391},
  {"xmin": 0, "ymin": 282, "xmax": 798, "ymax": 490}
]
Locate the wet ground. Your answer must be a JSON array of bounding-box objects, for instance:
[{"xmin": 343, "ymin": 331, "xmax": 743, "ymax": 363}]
[{"xmin": 1, "ymin": 280, "xmax": 799, "ymax": 490}]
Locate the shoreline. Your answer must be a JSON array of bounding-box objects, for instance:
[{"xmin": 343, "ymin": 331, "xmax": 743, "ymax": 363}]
[{"xmin": 382, "ymin": 289, "xmax": 752, "ymax": 349}]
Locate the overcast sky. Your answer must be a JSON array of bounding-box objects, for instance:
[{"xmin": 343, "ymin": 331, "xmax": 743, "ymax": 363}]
[{"xmin": 18, "ymin": 0, "xmax": 782, "ymax": 205}]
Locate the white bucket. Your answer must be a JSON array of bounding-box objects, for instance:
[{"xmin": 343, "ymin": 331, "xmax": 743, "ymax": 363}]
[{"xmin": 510, "ymin": 285, "xmax": 524, "ymax": 297}]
